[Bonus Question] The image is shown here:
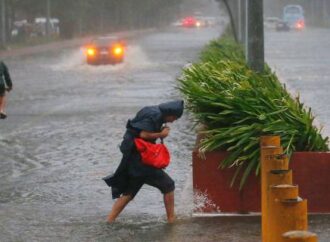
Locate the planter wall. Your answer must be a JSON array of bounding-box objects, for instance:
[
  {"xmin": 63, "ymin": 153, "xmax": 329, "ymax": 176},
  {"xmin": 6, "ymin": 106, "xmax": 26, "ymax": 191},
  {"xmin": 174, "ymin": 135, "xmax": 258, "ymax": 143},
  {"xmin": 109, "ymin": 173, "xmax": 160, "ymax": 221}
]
[{"xmin": 193, "ymin": 149, "xmax": 330, "ymax": 213}]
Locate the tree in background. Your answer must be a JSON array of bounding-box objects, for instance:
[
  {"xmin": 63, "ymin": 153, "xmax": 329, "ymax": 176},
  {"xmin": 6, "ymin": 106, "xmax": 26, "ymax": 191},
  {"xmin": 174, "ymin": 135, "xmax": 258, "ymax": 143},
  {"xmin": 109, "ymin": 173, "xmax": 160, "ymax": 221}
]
[{"xmin": 4, "ymin": 0, "xmax": 183, "ymax": 40}]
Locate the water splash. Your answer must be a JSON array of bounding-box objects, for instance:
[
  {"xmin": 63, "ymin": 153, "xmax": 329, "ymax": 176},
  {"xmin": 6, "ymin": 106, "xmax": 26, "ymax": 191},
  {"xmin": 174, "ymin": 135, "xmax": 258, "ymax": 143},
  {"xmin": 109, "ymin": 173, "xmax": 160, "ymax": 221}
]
[
  {"xmin": 193, "ymin": 189, "xmax": 221, "ymax": 213},
  {"xmin": 176, "ymin": 171, "xmax": 194, "ymax": 219},
  {"xmin": 49, "ymin": 49, "xmax": 85, "ymax": 71},
  {"xmin": 48, "ymin": 45, "xmax": 155, "ymax": 73},
  {"xmin": 124, "ymin": 45, "xmax": 155, "ymax": 69}
]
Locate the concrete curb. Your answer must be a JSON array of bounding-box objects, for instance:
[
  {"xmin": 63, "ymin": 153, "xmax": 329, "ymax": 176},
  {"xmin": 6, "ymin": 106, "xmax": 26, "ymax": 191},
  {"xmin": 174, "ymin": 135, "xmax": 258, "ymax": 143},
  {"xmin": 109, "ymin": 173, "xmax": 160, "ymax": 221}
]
[{"xmin": 0, "ymin": 28, "xmax": 155, "ymax": 58}]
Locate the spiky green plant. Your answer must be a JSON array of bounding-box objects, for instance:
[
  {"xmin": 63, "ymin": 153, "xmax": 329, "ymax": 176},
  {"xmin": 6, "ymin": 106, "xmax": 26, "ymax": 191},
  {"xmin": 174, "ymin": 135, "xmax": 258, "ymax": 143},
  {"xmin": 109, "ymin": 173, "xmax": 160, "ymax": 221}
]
[{"xmin": 178, "ymin": 38, "xmax": 329, "ymax": 188}]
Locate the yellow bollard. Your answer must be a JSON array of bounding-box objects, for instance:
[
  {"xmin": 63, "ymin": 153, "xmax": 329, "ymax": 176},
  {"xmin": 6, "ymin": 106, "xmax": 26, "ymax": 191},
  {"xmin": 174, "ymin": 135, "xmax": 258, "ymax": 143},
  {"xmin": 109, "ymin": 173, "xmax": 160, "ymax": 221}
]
[
  {"xmin": 268, "ymin": 170, "xmax": 293, "ymax": 230},
  {"xmin": 269, "ymin": 184, "xmax": 299, "ymax": 203},
  {"xmin": 282, "ymin": 230, "xmax": 318, "ymax": 242},
  {"xmin": 261, "ymin": 144, "xmax": 283, "ymax": 242},
  {"xmin": 268, "ymin": 187, "xmax": 308, "ymax": 242},
  {"xmin": 260, "ymin": 135, "xmax": 281, "ymax": 147},
  {"xmin": 268, "ymin": 185, "xmax": 300, "ymax": 242},
  {"xmin": 268, "ymin": 169, "xmax": 293, "ymax": 187},
  {"xmin": 271, "ymin": 155, "xmax": 289, "ymax": 170}
]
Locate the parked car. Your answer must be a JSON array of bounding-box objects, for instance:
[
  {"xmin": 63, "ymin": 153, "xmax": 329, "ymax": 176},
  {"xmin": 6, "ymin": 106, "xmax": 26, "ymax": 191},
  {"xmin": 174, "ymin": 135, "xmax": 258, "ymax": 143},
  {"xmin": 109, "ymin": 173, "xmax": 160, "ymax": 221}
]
[
  {"xmin": 195, "ymin": 16, "xmax": 219, "ymax": 27},
  {"xmin": 34, "ymin": 17, "xmax": 60, "ymax": 36},
  {"xmin": 275, "ymin": 20, "xmax": 290, "ymax": 32},
  {"xmin": 84, "ymin": 36, "xmax": 126, "ymax": 65},
  {"xmin": 264, "ymin": 17, "xmax": 282, "ymax": 30},
  {"xmin": 283, "ymin": 5, "xmax": 305, "ymax": 30},
  {"xmin": 181, "ymin": 16, "xmax": 198, "ymax": 28}
]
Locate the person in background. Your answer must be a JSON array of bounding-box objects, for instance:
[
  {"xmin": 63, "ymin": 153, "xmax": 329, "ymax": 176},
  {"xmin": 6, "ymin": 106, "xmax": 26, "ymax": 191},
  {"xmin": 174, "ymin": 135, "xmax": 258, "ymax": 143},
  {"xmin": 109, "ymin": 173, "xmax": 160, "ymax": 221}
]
[
  {"xmin": 103, "ymin": 100, "xmax": 184, "ymax": 224},
  {"xmin": 0, "ymin": 61, "xmax": 13, "ymax": 119}
]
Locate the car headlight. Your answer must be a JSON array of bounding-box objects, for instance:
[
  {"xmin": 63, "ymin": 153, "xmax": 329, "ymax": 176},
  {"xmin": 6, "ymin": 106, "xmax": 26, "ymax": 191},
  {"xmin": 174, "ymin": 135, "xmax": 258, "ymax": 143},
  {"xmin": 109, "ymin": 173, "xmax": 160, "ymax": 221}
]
[
  {"xmin": 87, "ymin": 48, "xmax": 96, "ymax": 56},
  {"xmin": 112, "ymin": 45, "xmax": 124, "ymax": 56}
]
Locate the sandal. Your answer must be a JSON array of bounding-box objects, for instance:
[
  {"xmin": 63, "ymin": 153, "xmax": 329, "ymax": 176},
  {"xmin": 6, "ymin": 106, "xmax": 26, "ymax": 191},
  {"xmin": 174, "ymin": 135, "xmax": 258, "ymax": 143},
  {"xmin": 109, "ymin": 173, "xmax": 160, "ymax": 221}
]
[{"xmin": 0, "ymin": 112, "xmax": 7, "ymax": 119}]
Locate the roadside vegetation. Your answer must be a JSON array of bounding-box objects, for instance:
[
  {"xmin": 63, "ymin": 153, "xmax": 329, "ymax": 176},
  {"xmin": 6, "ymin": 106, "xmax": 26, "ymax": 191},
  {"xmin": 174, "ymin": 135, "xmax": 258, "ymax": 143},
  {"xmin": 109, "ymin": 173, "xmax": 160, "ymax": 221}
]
[
  {"xmin": 178, "ymin": 35, "xmax": 329, "ymax": 188},
  {"xmin": 9, "ymin": 0, "xmax": 180, "ymax": 36},
  {"xmin": 1, "ymin": 0, "xmax": 181, "ymax": 50},
  {"xmin": 6, "ymin": 35, "xmax": 60, "ymax": 50}
]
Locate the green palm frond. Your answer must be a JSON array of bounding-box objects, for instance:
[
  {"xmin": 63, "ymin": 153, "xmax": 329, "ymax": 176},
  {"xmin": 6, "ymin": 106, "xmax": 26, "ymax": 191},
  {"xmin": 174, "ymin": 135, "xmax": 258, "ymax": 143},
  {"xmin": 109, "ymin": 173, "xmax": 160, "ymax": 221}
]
[{"xmin": 178, "ymin": 37, "xmax": 329, "ymax": 189}]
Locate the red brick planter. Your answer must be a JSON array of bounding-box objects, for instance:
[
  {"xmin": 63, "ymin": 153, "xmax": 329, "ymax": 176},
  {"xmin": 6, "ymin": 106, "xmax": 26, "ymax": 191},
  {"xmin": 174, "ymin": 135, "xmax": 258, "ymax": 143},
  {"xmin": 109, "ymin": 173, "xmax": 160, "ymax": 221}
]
[{"xmin": 193, "ymin": 149, "xmax": 330, "ymax": 213}]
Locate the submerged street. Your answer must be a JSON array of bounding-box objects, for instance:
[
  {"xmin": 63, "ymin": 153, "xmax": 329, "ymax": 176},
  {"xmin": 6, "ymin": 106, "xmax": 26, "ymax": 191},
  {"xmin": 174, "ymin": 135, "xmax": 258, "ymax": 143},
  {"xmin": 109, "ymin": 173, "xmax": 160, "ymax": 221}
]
[
  {"xmin": 1, "ymin": 22, "xmax": 330, "ymax": 241},
  {"xmin": 265, "ymin": 28, "xmax": 330, "ymax": 137},
  {"xmin": 0, "ymin": 26, "xmax": 223, "ymax": 241}
]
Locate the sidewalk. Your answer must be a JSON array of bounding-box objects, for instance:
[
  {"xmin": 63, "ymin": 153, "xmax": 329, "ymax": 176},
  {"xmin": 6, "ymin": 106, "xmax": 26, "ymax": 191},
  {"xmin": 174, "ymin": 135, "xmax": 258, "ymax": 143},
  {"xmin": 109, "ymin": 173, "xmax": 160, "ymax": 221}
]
[
  {"xmin": 0, "ymin": 37, "xmax": 91, "ymax": 58},
  {"xmin": 99, "ymin": 215, "xmax": 329, "ymax": 242},
  {"xmin": 158, "ymin": 214, "xmax": 330, "ymax": 242},
  {"xmin": 0, "ymin": 29, "xmax": 154, "ymax": 58}
]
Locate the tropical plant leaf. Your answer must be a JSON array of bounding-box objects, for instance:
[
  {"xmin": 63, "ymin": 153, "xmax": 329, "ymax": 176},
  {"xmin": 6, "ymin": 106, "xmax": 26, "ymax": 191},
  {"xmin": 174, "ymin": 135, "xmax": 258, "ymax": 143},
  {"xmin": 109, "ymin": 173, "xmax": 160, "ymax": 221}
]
[{"xmin": 178, "ymin": 37, "xmax": 329, "ymax": 188}]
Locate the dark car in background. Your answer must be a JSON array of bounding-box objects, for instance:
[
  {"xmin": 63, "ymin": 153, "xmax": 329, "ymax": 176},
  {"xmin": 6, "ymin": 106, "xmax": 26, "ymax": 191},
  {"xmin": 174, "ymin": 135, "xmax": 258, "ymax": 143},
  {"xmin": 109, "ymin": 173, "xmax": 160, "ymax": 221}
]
[
  {"xmin": 283, "ymin": 4, "xmax": 305, "ymax": 30},
  {"xmin": 276, "ymin": 20, "xmax": 290, "ymax": 32},
  {"xmin": 84, "ymin": 36, "xmax": 126, "ymax": 65},
  {"xmin": 264, "ymin": 17, "xmax": 282, "ymax": 30}
]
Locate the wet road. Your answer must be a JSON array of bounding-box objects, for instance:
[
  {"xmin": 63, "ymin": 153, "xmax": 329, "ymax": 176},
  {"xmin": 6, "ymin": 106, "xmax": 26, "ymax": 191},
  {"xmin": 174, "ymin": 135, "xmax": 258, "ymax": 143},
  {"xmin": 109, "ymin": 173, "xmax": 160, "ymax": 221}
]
[
  {"xmin": 265, "ymin": 28, "xmax": 330, "ymax": 137},
  {"xmin": 264, "ymin": 27, "xmax": 330, "ymax": 242},
  {"xmin": 2, "ymin": 24, "xmax": 330, "ymax": 242},
  {"xmin": 0, "ymin": 26, "xmax": 223, "ymax": 241}
]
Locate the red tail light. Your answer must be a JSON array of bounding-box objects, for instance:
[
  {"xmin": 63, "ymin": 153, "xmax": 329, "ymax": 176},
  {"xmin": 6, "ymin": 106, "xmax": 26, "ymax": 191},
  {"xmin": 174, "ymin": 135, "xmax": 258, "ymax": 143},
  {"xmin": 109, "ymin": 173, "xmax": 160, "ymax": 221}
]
[
  {"xmin": 182, "ymin": 16, "xmax": 197, "ymax": 27},
  {"xmin": 295, "ymin": 20, "xmax": 305, "ymax": 30}
]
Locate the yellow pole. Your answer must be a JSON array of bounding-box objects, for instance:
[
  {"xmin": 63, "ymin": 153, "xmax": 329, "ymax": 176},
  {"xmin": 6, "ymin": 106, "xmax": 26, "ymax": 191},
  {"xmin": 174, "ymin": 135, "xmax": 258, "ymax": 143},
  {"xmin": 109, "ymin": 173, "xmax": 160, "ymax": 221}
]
[
  {"xmin": 260, "ymin": 135, "xmax": 283, "ymax": 242},
  {"xmin": 282, "ymin": 231, "xmax": 318, "ymax": 242},
  {"xmin": 268, "ymin": 185, "xmax": 300, "ymax": 242},
  {"xmin": 260, "ymin": 135, "xmax": 281, "ymax": 147},
  {"xmin": 268, "ymin": 185, "xmax": 308, "ymax": 242},
  {"xmin": 269, "ymin": 184, "xmax": 299, "ymax": 203},
  {"xmin": 271, "ymin": 155, "xmax": 289, "ymax": 170},
  {"xmin": 268, "ymin": 169, "xmax": 293, "ymax": 187},
  {"xmin": 267, "ymin": 169, "xmax": 293, "ymax": 242}
]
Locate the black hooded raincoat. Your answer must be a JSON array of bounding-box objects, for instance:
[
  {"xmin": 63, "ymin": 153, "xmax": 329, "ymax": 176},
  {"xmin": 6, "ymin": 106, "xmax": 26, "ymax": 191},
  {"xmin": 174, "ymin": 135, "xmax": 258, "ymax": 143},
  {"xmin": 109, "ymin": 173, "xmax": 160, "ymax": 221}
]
[
  {"xmin": 104, "ymin": 100, "xmax": 184, "ymax": 199},
  {"xmin": 0, "ymin": 61, "xmax": 13, "ymax": 96}
]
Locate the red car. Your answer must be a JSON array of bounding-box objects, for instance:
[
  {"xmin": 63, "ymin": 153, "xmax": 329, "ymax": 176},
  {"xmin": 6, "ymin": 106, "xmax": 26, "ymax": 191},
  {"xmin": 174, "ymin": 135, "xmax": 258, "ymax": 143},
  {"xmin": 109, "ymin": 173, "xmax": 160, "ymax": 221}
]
[
  {"xmin": 181, "ymin": 16, "xmax": 198, "ymax": 28},
  {"xmin": 84, "ymin": 36, "xmax": 126, "ymax": 65}
]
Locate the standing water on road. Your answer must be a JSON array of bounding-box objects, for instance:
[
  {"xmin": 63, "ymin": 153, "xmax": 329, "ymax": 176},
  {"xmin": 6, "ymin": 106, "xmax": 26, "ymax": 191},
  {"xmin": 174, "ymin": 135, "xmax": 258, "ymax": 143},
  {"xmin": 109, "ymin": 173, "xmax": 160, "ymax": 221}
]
[
  {"xmin": 265, "ymin": 28, "xmax": 330, "ymax": 138},
  {"xmin": 0, "ymin": 26, "xmax": 222, "ymax": 241}
]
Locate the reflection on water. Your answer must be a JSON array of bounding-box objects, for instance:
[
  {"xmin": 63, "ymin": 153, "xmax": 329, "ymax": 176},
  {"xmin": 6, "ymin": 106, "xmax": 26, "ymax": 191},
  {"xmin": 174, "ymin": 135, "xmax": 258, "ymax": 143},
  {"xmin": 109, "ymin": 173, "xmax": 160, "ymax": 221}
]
[
  {"xmin": 0, "ymin": 26, "xmax": 223, "ymax": 241},
  {"xmin": 49, "ymin": 45, "xmax": 155, "ymax": 73}
]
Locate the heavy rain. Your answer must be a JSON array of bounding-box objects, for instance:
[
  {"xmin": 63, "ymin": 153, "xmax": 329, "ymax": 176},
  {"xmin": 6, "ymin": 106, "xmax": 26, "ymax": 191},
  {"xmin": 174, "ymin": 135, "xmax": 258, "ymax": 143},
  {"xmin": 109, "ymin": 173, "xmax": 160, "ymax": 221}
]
[{"xmin": 1, "ymin": 0, "xmax": 330, "ymax": 241}]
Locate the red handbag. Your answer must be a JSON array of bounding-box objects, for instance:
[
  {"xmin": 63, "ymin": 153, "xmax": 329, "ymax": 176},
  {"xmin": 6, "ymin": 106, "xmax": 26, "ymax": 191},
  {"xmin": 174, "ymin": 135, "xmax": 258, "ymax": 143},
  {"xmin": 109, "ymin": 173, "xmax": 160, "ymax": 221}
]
[{"xmin": 134, "ymin": 138, "xmax": 170, "ymax": 169}]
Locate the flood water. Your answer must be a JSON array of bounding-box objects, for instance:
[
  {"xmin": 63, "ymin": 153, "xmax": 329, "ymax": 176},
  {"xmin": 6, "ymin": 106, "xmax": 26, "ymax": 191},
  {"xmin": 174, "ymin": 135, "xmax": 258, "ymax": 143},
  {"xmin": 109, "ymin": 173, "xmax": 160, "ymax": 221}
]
[
  {"xmin": 0, "ymin": 26, "xmax": 223, "ymax": 241},
  {"xmin": 2, "ymin": 16, "xmax": 330, "ymax": 242}
]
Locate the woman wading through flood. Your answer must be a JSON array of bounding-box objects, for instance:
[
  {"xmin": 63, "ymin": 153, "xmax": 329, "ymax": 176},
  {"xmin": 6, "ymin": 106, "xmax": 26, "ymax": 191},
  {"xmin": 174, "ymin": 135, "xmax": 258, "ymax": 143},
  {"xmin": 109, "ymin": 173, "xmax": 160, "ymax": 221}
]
[
  {"xmin": 0, "ymin": 61, "xmax": 13, "ymax": 119},
  {"xmin": 103, "ymin": 100, "xmax": 184, "ymax": 223}
]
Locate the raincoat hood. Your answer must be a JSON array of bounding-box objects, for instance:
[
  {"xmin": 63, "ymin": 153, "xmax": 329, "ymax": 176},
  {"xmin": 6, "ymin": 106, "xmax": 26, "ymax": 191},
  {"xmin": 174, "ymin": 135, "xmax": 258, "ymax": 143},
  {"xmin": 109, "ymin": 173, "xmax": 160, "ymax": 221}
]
[{"xmin": 159, "ymin": 100, "xmax": 184, "ymax": 119}]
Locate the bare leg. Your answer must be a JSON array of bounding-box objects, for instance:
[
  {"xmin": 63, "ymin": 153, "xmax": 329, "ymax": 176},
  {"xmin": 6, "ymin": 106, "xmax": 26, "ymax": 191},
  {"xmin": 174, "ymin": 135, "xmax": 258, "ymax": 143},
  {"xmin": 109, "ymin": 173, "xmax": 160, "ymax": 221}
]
[
  {"xmin": 164, "ymin": 191, "xmax": 175, "ymax": 223},
  {"xmin": 0, "ymin": 96, "xmax": 5, "ymax": 113},
  {"xmin": 107, "ymin": 195, "xmax": 133, "ymax": 223}
]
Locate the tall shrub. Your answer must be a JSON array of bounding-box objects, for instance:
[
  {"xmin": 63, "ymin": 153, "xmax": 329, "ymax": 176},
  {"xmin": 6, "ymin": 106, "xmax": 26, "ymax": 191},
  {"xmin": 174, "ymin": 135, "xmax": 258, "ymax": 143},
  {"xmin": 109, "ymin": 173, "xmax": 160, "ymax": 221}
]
[{"xmin": 179, "ymin": 38, "xmax": 329, "ymax": 188}]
